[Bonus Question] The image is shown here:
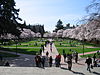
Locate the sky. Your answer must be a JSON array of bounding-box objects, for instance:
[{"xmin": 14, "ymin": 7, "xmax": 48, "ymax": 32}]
[{"xmin": 15, "ymin": 0, "xmax": 91, "ymax": 32}]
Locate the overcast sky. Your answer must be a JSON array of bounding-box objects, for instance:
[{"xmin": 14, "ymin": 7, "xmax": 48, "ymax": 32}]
[{"xmin": 15, "ymin": 0, "xmax": 91, "ymax": 32}]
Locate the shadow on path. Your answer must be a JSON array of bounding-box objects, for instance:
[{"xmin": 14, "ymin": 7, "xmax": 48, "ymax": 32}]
[
  {"xmin": 60, "ymin": 67, "xmax": 69, "ymax": 70},
  {"xmin": 92, "ymin": 71, "xmax": 100, "ymax": 75},
  {"xmin": 77, "ymin": 63, "xmax": 85, "ymax": 66},
  {"xmin": 60, "ymin": 67, "xmax": 85, "ymax": 75},
  {"xmin": 71, "ymin": 70, "xmax": 85, "ymax": 75}
]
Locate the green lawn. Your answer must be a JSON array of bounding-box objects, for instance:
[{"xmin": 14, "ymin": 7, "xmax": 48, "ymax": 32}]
[
  {"xmin": 0, "ymin": 40, "xmax": 45, "ymax": 55},
  {"xmin": 54, "ymin": 39, "xmax": 100, "ymax": 54},
  {"xmin": 57, "ymin": 47, "xmax": 100, "ymax": 54},
  {"xmin": 54, "ymin": 40, "xmax": 82, "ymax": 47},
  {"xmin": 0, "ymin": 47, "xmax": 41, "ymax": 55},
  {"xmin": 1, "ymin": 39, "xmax": 100, "ymax": 56},
  {"xmin": 1, "ymin": 41, "xmax": 45, "ymax": 47},
  {"xmin": 54, "ymin": 39, "xmax": 100, "ymax": 47}
]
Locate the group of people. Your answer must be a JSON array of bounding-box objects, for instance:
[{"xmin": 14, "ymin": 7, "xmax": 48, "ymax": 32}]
[
  {"xmin": 36, "ymin": 41, "xmax": 99, "ymax": 72},
  {"xmin": 35, "ymin": 40, "xmax": 54, "ymax": 67},
  {"xmin": 40, "ymin": 41, "xmax": 53, "ymax": 55},
  {"xmin": 63, "ymin": 52, "xmax": 75, "ymax": 70},
  {"xmin": 36, "ymin": 47, "xmax": 79, "ymax": 70},
  {"xmin": 85, "ymin": 52, "xmax": 100, "ymax": 72},
  {"xmin": 35, "ymin": 52, "xmax": 75, "ymax": 70},
  {"xmin": 63, "ymin": 49, "xmax": 78, "ymax": 63},
  {"xmin": 35, "ymin": 53, "xmax": 62, "ymax": 68},
  {"xmin": 35, "ymin": 54, "xmax": 53, "ymax": 67}
]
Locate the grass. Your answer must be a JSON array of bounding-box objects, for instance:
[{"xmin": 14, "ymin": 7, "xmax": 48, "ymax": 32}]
[
  {"xmin": 0, "ymin": 52, "xmax": 19, "ymax": 57},
  {"xmin": 84, "ymin": 42, "xmax": 100, "ymax": 47},
  {"xmin": 54, "ymin": 39, "xmax": 100, "ymax": 47},
  {"xmin": 0, "ymin": 47, "xmax": 41, "ymax": 55},
  {"xmin": 2, "ymin": 41, "xmax": 45, "ymax": 47},
  {"xmin": 57, "ymin": 47, "xmax": 100, "ymax": 54},
  {"xmin": 55, "ymin": 44, "xmax": 78, "ymax": 47},
  {"xmin": 0, "ymin": 40, "xmax": 45, "ymax": 55},
  {"xmin": 54, "ymin": 40, "xmax": 82, "ymax": 47},
  {"xmin": 54, "ymin": 39, "xmax": 100, "ymax": 54},
  {"xmin": 1, "ymin": 39, "xmax": 100, "ymax": 56}
]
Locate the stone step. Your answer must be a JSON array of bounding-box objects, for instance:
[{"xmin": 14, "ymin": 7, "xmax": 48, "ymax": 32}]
[{"xmin": 0, "ymin": 67, "xmax": 100, "ymax": 75}]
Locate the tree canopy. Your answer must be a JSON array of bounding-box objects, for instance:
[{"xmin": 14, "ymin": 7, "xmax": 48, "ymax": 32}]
[
  {"xmin": 86, "ymin": 0, "xmax": 100, "ymax": 22},
  {"xmin": 0, "ymin": 0, "xmax": 22, "ymax": 38},
  {"xmin": 55, "ymin": 19, "xmax": 64, "ymax": 32}
]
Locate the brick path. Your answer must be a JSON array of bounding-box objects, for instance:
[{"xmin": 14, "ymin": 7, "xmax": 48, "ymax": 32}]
[{"xmin": 79, "ymin": 51, "xmax": 98, "ymax": 56}]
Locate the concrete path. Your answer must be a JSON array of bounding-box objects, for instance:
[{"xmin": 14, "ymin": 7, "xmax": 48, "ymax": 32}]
[
  {"xmin": 41, "ymin": 41, "xmax": 76, "ymax": 67},
  {"xmin": 42, "ymin": 43, "xmax": 59, "ymax": 58},
  {"xmin": 0, "ymin": 65, "xmax": 100, "ymax": 75},
  {"xmin": 0, "ymin": 50, "xmax": 36, "ymax": 67}
]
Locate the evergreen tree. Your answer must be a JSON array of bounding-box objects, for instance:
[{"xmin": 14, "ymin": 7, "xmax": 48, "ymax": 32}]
[
  {"xmin": 55, "ymin": 19, "xmax": 64, "ymax": 32},
  {"xmin": 39, "ymin": 25, "xmax": 45, "ymax": 38},
  {"xmin": 0, "ymin": 0, "xmax": 22, "ymax": 38},
  {"xmin": 65, "ymin": 23, "xmax": 70, "ymax": 29}
]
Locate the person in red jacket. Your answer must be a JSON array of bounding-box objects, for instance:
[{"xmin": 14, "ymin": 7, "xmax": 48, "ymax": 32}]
[{"xmin": 56, "ymin": 54, "xmax": 61, "ymax": 67}]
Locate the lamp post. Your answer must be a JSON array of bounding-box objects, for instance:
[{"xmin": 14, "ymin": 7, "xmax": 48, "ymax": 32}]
[
  {"xmin": 82, "ymin": 39, "xmax": 84, "ymax": 56},
  {"xmin": 15, "ymin": 40, "xmax": 18, "ymax": 55},
  {"xmin": 82, "ymin": 28, "xmax": 85, "ymax": 56}
]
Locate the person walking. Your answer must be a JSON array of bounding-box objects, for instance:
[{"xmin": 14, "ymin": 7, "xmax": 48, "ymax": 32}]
[
  {"xmin": 35, "ymin": 55, "xmax": 41, "ymax": 67},
  {"xmin": 39, "ymin": 49, "xmax": 42, "ymax": 55},
  {"xmin": 41, "ymin": 45, "xmax": 44, "ymax": 52},
  {"xmin": 75, "ymin": 52, "xmax": 78, "ymax": 63},
  {"xmin": 35, "ymin": 55, "xmax": 39, "ymax": 67},
  {"xmin": 67, "ymin": 55, "xmax": 72, "ymax": 70},
  {"xmin": 41, "ymin": 56, "xmax": 45, "ymax": 68},
  {"xmin": 49, "ymin": 56, "xmax": 53, "ymax": 67},
  {"xmin": 63, "ymin": 49, "xmax": 65, "ymax": 54},
  {"xmin": 93, "ymin": 53, "xmax": 97, "ymax": 67},
  {"xmin": 55, "ymin": 54, "xmax": 61, "ymax": 67},
  {"xmin": 0, "ymin": 54, "xmax": 3, "ymax": 61},
  {"xmin": 55, "ymin": 55, "xmax": 59, "ymax": 67},
  {"xmin": 50, "ymin": 42, "xmax": 52, "ymax": 52},
  {"xmin": 63, "ymin": 53, "xmax": 66, "ymax": 62},
  {"xmin": 85, "ymin": 56, "xmax": 92, "ymax": 72},
  {"xmin": 50, "ymin": 47, "xmax": 52, "ymax": 52},
  {"xmin": 46, "ymin": 51, "xmax": 49, "ymax": 57},
  {"xmin": 93, "ymin": 53, "xmax": 96, "ymax": 62}
]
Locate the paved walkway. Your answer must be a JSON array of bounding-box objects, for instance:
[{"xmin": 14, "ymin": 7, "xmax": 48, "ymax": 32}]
[
  {"xmin": 0, "ymin": 50, "xmax": 36, "ymax": 67},
  {"xmin": 0, "ymin": 67, "xmax": 100, "ymax": 75},
  {"xmin": 42, "ymin": 43, "xmax": 59, "ymax": 58}
]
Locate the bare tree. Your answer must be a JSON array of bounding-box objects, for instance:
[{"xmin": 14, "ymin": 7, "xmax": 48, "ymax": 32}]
[{"xmin": 86, "ymin": 0, "xmax": 100, "ymax": 22}]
